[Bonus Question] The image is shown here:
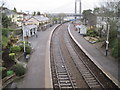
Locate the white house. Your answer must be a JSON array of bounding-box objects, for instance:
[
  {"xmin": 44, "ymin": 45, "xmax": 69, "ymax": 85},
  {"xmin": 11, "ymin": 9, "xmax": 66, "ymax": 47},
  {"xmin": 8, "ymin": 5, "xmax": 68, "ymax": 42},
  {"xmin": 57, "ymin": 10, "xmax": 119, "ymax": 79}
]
[
  {"xmin": 76, "ymin": 25, "xmax": 87, "ymax": 35},
  {"xmin": 23, "ymin": 25, "xmax": 37, "ymax": 37},
  {"xmin": 79, "ymin": 25, "xmax": 87, "ymax": 35},
  {"xmin": 25, "ymin": 15, "xmax": 50, "ymax": 30}
]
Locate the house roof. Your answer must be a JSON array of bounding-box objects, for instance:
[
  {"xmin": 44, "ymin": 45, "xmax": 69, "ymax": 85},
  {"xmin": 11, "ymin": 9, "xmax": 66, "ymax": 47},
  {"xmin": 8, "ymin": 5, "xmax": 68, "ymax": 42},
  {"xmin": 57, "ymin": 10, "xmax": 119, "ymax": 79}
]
[
  {"xmin": 32, "ymin": 15, "xmax": 49, "ymax": 22},
  {"xmin": 24, "ymin": 25, "xmax": 37, "ymax": 30},
  {"xmin": 17, "ymin": 12, "xmax": 27, "ymax": 16},
  {"xmin": 2, "ymin": 8, "xmax": 16, "ymax": 15}
]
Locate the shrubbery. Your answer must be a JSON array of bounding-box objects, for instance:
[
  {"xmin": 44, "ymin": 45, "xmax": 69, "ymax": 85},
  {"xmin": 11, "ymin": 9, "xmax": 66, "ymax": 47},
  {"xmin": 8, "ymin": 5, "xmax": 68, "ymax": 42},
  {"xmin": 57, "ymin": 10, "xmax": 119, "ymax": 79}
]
[
  {"xmin": 0, "ymin": 67, "xmax": 7, "ymax": 78},
  {"xmin": 26, "ymin": 45, "xmax": 32, "ymax": 54},
  {"xmin": 110, "ymin": 39, "xmax": 120, "ymax": 59},
  {"xmin": 19, "ymin": 44, "xmax": 32, "ymax": 54},
  {"xmin": 87, "ymin": 28, "xmax": 98, "ymax": 37},
  {"xmin": 9, "ymin": 53, "xmax": 15, "ymax": 60},
  {"xmin": 10, "ymin": 45, "xmax": 21, "ymax": 54},
  {"xmin": 11, "ymin": 64, "xmax": 26, "ymax": 76}
]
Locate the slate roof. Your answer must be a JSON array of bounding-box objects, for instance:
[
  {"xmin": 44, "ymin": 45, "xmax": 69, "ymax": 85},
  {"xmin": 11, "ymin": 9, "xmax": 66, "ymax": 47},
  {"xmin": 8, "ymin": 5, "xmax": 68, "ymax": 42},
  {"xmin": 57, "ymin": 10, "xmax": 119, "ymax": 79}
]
[
  {"xmin": 24, "ymin": 25, "xmax": 37, "ymax": 30},
  {"xmin": 33, "ymin": 15, "xmax": 49, "ymax": 22}
]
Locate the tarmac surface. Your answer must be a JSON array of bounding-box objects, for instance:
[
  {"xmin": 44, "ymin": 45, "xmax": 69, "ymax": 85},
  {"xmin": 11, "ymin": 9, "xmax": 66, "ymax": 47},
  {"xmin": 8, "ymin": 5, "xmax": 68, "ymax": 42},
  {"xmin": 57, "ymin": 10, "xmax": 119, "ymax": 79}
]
[
  {"xmin": 69, "ymin": 23, "xmax": 120, "ymax": 87},
  {"xmin": 18, "ymin": 25, "xmax": 58, "ymax": 88}
]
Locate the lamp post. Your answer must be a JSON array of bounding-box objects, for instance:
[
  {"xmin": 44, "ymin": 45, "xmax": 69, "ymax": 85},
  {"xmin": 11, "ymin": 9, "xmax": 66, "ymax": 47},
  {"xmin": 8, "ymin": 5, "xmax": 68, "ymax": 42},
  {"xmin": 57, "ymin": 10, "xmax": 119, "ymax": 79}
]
[
  {"xmin": 22, "ymin": 23, "xmax": 26, "ymax": 58},
  {"xmin": 105, "ymin": 17, "xmax": 110, "ymax": 56},
  {"xmin": 22, "ymin": 14, "xmax": 26, "ymax": 58}
]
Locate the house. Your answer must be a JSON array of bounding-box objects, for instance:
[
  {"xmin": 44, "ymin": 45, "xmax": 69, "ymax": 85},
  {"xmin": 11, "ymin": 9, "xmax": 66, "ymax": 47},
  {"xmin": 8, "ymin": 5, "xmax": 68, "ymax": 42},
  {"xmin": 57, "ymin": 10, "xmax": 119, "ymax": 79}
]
[
  {"xmin": 23, "ymin": 25, "xmax": 37, "ymax": 37},
  {"xmin": 2, "ymin": 7, "xmax": 17, "ymax": 24},
  {"xmin": 25, "ymin": 15, "xmax": 50, "ymax": 30},
  {"xmin": 79, "ymin": 25, "xmax": 87, "ymax": 35},
  {"xmin": 2, "ymin": 7, "xmax": 15, "ymax": 18},
  {"xmin": 2, "ymin": 8, "xmax": 29, "ymax": 27}
]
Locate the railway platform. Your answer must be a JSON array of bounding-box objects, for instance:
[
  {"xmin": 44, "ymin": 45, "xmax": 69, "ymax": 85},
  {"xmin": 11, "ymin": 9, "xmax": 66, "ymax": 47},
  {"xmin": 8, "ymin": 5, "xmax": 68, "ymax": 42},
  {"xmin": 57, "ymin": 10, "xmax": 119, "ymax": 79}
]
[
  {"xmin": 18, "ymin": 25, "xmax": 59, "ymax": 88},
  {"xmin": 68, "ymin": 24, "xmax": 120, "ymax": 88}
]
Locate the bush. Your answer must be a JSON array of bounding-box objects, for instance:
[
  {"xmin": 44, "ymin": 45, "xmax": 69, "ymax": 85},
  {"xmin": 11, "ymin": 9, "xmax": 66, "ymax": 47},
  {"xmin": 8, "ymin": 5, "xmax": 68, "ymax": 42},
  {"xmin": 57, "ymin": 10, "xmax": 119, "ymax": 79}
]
[
  {"xmin": 19, "ymin": 44, "xmax": 32, "ymax": 54},
  {"xmin": 0, "ymin": 67, "xmax": 7, "ymax": 78},
  {"xmin": 7, "ymin": 70, "xmax": 14, "ymax": 76},
  {"xmin": 25, "ymin": 45, "xmax": 32, "ymax": 54},
  {"xmin": 111, "ymin": 39, "xmax": 120, "ymax": 58},
  {"xmin": 9, "ymin": 53, "xmax": 15, "ymax": 60},
  {"xmin": 19, "ymin": 41, "xmax": 28, "ymax": 44},
  {"xmin": 87, "ymin": 28, "xmax": 98, "ymax": 37},
  {"xmin": 10, "ymin": 45, "xmax": 21, "ymax": 54},
  {"xmin": 19, "ymin": 44, "xmax": 24, "ymax": 52},
  {"xmin": 11, "ymin": 64, "xmax": 26, "ymax": 76}
]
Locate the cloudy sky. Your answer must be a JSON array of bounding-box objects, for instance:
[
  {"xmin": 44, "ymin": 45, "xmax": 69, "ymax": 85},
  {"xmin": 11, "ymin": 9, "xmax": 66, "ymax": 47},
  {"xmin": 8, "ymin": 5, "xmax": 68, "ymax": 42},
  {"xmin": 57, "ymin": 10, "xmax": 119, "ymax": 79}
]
[{"xmin": 2, "ymin": 0, "xmax": 103, "ymax": 13}]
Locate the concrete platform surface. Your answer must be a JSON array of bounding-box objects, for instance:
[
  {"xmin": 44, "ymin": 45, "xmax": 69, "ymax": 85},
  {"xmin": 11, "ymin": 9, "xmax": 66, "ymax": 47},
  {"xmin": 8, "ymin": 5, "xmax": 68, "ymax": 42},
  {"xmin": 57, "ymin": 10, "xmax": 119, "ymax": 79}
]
[
  {"xmin": 19, "ymin": 25, "xmax": 58, "ymax": 88},
  {"xmin": 68, "ymin": 24, "xmax": 120, "ymax": 88}
]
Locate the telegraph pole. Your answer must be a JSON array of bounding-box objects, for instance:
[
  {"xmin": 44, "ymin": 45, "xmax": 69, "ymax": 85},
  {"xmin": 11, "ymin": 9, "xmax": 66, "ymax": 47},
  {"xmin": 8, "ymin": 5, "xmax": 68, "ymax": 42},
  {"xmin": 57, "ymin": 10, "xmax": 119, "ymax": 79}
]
[
  {"xmin": 22, "ymin": 14, "xmax": 26, "ymax": 58},
  {"xmin": 105, "ymin": 17, "xmax": 110, "ymax": 56}
]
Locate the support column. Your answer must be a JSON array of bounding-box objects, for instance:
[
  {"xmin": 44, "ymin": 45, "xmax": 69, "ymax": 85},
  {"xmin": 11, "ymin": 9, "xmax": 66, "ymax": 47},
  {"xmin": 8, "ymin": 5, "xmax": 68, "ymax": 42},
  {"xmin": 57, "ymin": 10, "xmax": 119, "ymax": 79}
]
[
  {"xmin": 75, "ymin": 1, "xmax": 77, "ymax": 14},
  {"xmin": 75, "ymin": 1, "xmax": 77, "ymax": 19},
  {"xmin": 79, "ymin": 0, "xmax": 81, "ymax": 15}
]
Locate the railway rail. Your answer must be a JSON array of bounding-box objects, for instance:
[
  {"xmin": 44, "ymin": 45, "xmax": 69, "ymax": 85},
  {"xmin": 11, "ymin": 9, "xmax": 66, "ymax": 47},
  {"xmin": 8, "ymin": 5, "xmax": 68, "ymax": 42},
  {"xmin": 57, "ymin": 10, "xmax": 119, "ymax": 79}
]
[
  {"xmin": 50, "ymin": 23, "xmax": 118, "ymax": 89},
  {"xmin": 66, "ymin": 24, "xmax": 104, "ymax": 88},
  {"xmin": 51, "ymin": 26, "xmax": 76, "ymax": 88}
]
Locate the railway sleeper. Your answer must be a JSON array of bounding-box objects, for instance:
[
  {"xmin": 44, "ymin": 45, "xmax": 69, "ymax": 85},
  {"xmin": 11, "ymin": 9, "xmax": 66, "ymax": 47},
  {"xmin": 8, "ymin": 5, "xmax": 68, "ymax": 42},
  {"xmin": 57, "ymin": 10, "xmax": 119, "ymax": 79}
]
[
  {"xmin": 85, "ymin": 77, "xmax": 95, "ymax": 81},
  {"xmin": 86, "ymin": 79, "xmax": 97, "ymax": 83},
  {"xmin": 84, "ymin": 75, "xmax": 93, "ymax": 78},
  {"xmin": 58, "ymin": 72, "xmax": 67, "ymax": 75},
  {"xmin": 83, "ymin": 73, "xmax": 93, "ymax": 76},
  {"xmin": 57, "ymin": 71, "xmax": 67, "ymax": 73},
  {"xmin": 81, "ymin": 70, "xmax": 90, "ymax": 73},
  {"xmin": 61, "ymin": 86, "xmax": 73, "ymax": 88},
  {"xmin": 88, "ymin": 82, "xmax": 99, "ymax": 86},
  {"xmin": 60, "ymin": 83, "xmax": 72, "ymax": 86},
  {"xmin": 59, "ymin": 80, "xmax": 70, "ymax": 83},
  {"xmin": 83, "ymin": 73, "xmax": 91, "ymax": 76},
  {"xmin": 82, "ymin": 72, "xmax": 90, "ymax": 74},
  {"xmin": 58, "ymin": 77, "xmax": 69, "ymax": 80},
  {"xmin": 58, "ymin": 74, "xmax": 68, "ymax": 77}
]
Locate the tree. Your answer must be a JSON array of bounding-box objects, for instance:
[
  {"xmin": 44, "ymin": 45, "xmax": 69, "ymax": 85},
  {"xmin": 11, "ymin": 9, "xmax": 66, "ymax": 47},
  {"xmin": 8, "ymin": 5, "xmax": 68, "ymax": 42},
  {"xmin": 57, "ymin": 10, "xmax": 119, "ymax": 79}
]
[
  {"xmin": 82, "ymin": 9, "xmax": 97, "ymax": 26},
  {"xmin": 13, "ymin": 7, "xmax": 17, "ymax": 12},
  {"xmin": 93, "ymin": 7, "xmax": 100, "ymax": 15},
  {"xmin": 95, "ymin": 1, "xmax": 120, "ymax": 59},
  {"xmin": 37, "ymin": 11, "xmax": 41, "ymax": 15},
  {"xmin": 11, "ymin": 64, "xmax": 26, "ymax": 76},
  {"xmin": 2, "ymin": 13, "xmax": 12, "ymax": 28},
  {"xmin": 33, "ymin": 11, "xmax": 36, "ymax": 16}
]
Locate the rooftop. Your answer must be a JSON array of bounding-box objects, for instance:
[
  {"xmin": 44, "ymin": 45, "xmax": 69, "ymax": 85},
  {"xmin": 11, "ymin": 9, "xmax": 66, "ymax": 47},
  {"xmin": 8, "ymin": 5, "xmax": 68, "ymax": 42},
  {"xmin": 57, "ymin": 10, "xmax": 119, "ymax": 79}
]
[
  {"xmin": 33, "ymin": 15, "xmax": 49, "ymax": 22},
  {"xmin": 24, "ymin": 25, "xmax": 37, "ymax": 30}
]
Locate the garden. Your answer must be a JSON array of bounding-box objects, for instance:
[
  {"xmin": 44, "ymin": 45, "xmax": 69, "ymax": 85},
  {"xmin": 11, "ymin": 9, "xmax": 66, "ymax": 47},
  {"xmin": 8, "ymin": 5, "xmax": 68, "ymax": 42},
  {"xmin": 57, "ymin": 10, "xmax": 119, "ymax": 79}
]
[{"xmin": 1, "ymin": 28, "xmax": 32, "ymax": 88}]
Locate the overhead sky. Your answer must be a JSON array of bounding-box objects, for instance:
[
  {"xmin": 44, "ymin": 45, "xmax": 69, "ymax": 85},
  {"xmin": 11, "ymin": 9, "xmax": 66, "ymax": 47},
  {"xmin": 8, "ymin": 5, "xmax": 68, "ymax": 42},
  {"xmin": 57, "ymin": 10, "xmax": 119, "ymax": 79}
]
[{"xmin": 2, "ymin": 0, "xmax": 104, "ymax": 13}]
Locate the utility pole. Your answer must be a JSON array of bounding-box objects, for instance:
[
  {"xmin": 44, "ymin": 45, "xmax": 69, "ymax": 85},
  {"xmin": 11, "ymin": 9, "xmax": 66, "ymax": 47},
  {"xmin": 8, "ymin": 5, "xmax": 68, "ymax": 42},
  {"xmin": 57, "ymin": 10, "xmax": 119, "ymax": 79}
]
[
  {"xmin": 105, "ymin": 17, "xmax": 110, "ymax": 56},
  {"xmin": 22, "ymin": 13, "xmax": 26, "ymax": 58}
]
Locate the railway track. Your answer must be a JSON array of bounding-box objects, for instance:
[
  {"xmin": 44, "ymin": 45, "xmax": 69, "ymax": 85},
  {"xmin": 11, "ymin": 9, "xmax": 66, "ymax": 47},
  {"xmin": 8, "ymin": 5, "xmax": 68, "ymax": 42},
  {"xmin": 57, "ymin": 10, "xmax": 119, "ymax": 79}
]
[
  {"xmin": 65, "ymin": 24, "xmax": 104, "ymax": 88},
  {"xmin": 50, "ymin": 23, "xmax": 118, "ymax": 89},
  {"xmin": 51, "ymin": 26, "xmax": 76, "ymax": 89}
]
